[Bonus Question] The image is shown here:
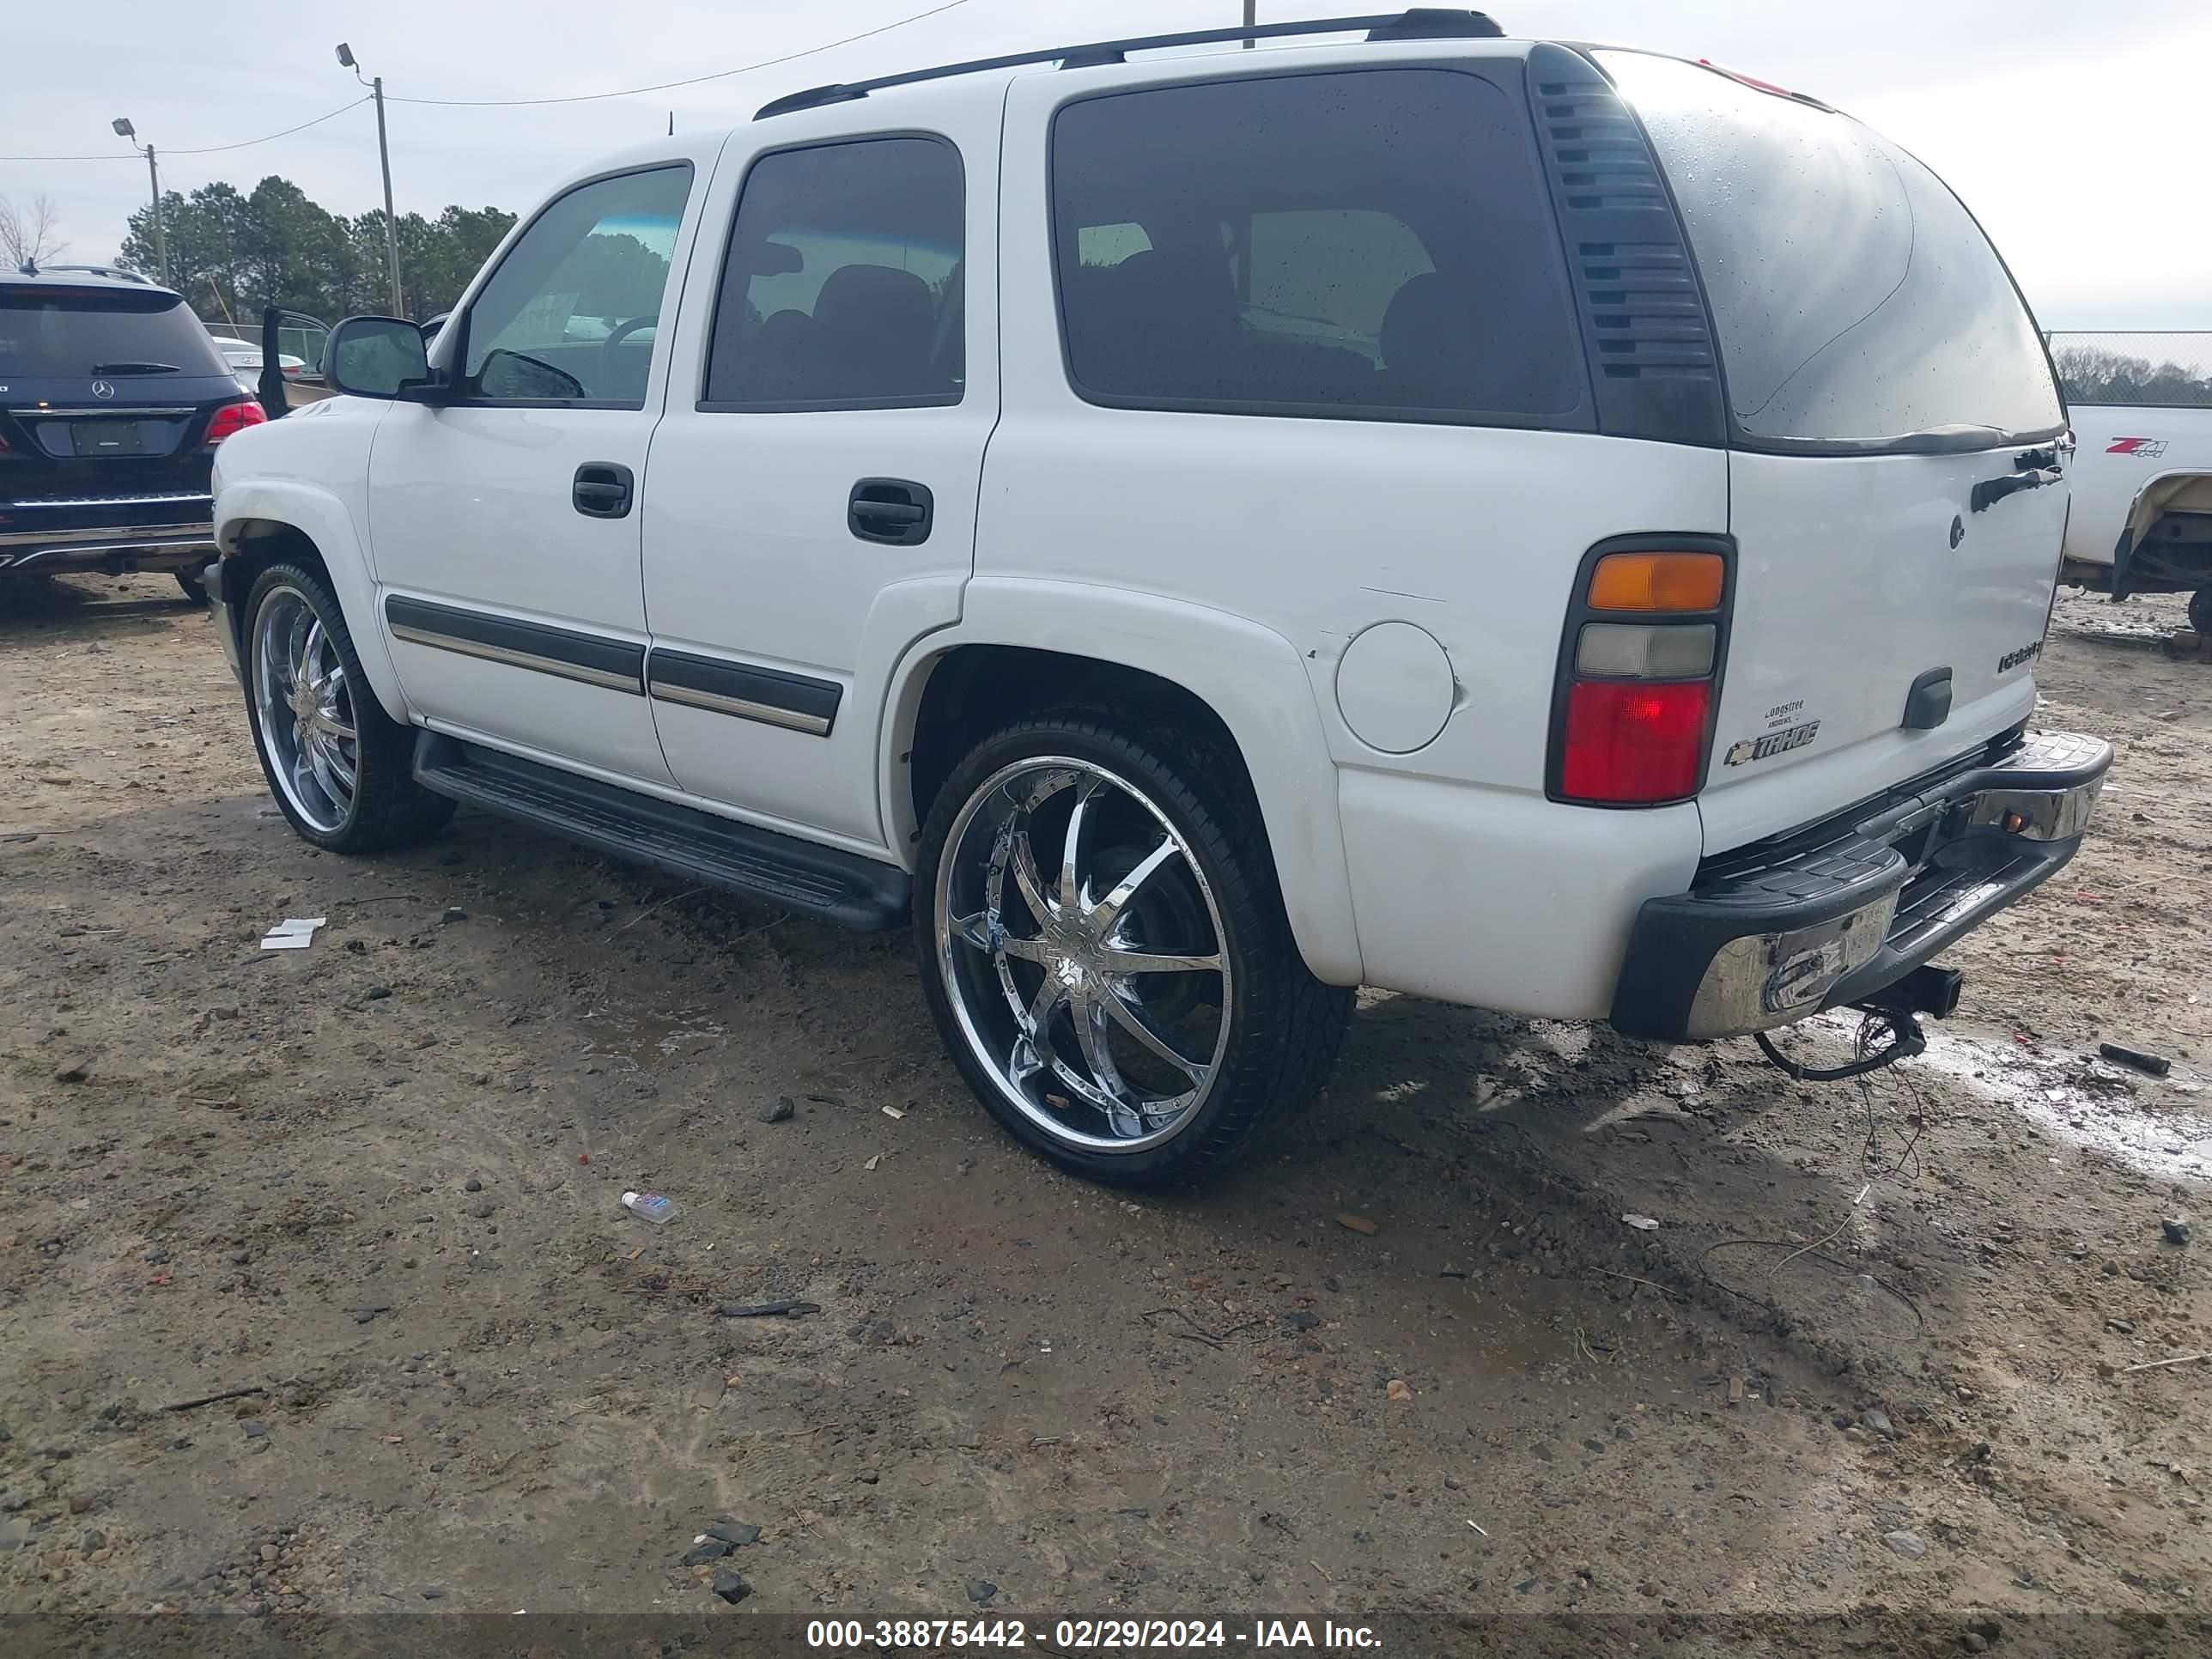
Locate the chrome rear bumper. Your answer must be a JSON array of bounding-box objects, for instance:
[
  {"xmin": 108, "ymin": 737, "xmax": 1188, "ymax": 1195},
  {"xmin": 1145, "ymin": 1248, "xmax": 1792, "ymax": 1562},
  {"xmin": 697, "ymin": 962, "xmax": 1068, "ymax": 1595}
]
[{"xmin": 1610, "ymin": 731, "xmax": 2112, "ymax": 1041}]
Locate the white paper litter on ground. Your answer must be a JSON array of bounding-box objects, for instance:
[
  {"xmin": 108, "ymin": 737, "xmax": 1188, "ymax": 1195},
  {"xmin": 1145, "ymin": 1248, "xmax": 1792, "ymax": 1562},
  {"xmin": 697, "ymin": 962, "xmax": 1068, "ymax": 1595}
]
[
  {"xmin": 261, "ymin": 916, "xmax": 327, "ymax": 951},
  {"xmin": 1621, "ymin": 1213, "xmax": 1661, "ymax": 1231}
]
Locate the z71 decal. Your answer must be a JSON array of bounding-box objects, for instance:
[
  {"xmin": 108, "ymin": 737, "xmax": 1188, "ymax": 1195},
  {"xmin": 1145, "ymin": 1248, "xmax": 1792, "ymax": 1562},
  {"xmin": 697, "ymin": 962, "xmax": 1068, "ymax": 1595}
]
[
  {"xmin": 1724, "ymin": 720, "xmax": 1820, "ymax": 768},
  {"xmin": 2106, "ymin": 437, "xmax": 2168, "ymax": 458}
]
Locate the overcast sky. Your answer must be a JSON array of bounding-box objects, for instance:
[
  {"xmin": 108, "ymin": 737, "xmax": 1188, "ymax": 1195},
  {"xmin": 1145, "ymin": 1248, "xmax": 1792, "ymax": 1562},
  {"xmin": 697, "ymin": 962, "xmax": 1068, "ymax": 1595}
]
[{"xmin": 4, "ymin": 0, "xmax": 2204, "ymax": 329}]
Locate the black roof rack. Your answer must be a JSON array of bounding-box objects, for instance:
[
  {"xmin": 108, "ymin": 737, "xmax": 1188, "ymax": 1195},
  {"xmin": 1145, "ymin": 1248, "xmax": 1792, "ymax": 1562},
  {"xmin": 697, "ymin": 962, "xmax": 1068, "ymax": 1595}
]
[{"xmin": 755, "ymin": 9, "xmax": 1504, "ymax": 119}]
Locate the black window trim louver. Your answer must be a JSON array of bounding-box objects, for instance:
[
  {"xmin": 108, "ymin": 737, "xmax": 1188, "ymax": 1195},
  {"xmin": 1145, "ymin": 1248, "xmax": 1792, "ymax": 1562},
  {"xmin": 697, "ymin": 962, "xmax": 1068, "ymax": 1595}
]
[{"xmin": 1524, "ymin": 43, "xmax": 1728, "ymax": 448}]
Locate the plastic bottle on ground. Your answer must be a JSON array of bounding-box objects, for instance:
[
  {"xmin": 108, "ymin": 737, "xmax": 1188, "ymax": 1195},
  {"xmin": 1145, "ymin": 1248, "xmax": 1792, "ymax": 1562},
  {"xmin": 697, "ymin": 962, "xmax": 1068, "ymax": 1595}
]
[{"xmin": 621, "ymin": 1190, "xmax": 677, "ymax": 1225}]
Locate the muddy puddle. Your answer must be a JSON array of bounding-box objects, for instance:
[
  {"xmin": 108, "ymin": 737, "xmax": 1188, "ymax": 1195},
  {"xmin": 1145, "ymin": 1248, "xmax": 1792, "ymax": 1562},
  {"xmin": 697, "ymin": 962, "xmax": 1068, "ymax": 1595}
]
[{"xmin": 1915, "ymin": 1024, "xmax": 2209, "ymax": 1183}]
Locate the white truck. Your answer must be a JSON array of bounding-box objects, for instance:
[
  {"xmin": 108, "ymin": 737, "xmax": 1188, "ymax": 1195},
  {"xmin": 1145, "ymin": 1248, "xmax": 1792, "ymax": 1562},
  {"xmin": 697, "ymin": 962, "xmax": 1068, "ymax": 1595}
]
[
  {"xmin": 204, "ymin": 10, "xmax": 2110, "ymax": 1185},
  {"xmin": 2051, "ymin": 331, "xmax": 2212, "ymax": 635}
]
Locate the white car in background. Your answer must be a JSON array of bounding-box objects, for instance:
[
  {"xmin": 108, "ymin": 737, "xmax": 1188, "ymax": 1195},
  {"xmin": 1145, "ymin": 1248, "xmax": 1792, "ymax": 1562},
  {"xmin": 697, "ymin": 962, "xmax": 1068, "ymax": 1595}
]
[
  {"xmin": 207, "ymin": 333, "xmax": 306, "ymax": 397},
  {"xmin": 2051, "ymin": 331, "xmax": 2212, "ymax": 634}
]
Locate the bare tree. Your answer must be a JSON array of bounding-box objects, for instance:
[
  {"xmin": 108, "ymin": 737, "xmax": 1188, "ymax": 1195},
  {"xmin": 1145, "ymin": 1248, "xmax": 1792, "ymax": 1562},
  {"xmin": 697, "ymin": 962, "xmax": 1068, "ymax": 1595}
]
[{"xmin": 0, "ymin": 192, "xmax": 69, "ymax": 269}]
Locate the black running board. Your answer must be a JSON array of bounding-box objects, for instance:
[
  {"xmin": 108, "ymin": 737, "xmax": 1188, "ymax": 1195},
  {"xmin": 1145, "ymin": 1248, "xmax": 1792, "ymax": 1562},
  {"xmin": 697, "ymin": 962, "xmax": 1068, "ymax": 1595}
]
[{"xmin": 412, "ymin": 733, "xmax": 909, "ymax": 932}]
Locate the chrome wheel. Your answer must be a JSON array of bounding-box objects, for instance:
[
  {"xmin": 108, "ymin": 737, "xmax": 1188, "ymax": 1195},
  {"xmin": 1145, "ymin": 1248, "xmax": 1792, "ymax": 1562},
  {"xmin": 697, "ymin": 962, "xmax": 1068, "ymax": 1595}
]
[
  {"xmin": 935, "ymin": 757, "xmax": 1232, "ymax": 1152},
  {"xmin": 252, "ymin": 587, "xmax": 357, "ymax": 835}
]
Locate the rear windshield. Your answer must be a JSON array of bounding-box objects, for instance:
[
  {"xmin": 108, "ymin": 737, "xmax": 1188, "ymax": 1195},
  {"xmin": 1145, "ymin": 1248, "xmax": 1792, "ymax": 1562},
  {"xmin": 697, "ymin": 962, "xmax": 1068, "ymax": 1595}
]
[
  {"xmin": 2048, "ymin": 331, "xmax": 2212, "ymax": 408},
  {"xmin": 1601, "ymin": 52, "xmax": 2063, "ymax": 450},
  {"xmin": 0, "ymin": 286, "xmax": 229, "ymax": 380}
]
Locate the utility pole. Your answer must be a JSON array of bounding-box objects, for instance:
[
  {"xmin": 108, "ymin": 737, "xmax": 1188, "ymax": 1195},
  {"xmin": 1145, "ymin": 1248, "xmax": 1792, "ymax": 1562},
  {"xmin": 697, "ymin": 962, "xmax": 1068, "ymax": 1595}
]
[
  {"xmin": 112, "ymin": 118, "xmax": 167, "ymax": 284},
  {"xmin": 371, "ymin": 77, "xmax": 402, "ymax": 316},
  {"xmin": 146, "ymin": 144, "xmax": 168, "ymax": 285},
  {"xmin": 337, "ymin": 44, "xmax": 404, "ymax": 317},
  {"xmin": 1243, "ymin": 1, "xmax": 1255, "ymax": 46}
]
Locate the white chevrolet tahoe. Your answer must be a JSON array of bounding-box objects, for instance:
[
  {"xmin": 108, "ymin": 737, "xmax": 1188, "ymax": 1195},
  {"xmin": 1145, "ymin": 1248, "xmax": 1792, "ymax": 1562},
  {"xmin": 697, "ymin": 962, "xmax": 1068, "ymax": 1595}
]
[{"xmin": 208, "ymin": 9, "xmax": 2111, "ymax": 1184}]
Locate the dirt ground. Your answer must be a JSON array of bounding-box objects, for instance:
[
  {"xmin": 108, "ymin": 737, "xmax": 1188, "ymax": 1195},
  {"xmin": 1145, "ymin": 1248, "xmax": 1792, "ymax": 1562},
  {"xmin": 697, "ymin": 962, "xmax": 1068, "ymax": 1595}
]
[{"xmin": 1, "ymin": 575, "xmax": 2207, "ymax": 1654}]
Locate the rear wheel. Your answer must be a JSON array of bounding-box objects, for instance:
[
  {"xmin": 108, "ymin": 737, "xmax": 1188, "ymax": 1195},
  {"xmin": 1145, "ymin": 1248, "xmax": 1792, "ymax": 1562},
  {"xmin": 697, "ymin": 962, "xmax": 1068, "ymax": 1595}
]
[
  {"xmin": 2190, "ymin": 586, "xmax": 2212, "ymax": 636},
  {"xmin": 242, "ymin": 561, "xmax": 453, "ymax": 853},
  {"xmin": 174, "ymin": 568, "xmax": 207, "ymax": 603},
  {"xmin": 915, "ymin": 714, "xmax": 1351, "ymax": 1187}
]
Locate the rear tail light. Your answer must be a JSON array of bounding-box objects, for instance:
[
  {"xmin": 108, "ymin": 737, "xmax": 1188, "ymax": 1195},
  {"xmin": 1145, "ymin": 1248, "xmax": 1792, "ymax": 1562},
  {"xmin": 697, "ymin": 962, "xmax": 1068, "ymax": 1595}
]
[
  {"xmin": 1585, "ymin": 550, "xmax": 1726, "ymax": 613},
  {"xmin": 1551, "ymin": 540, "xmax": 1732, "ymax": 806},
  {"xmin": 204, "ymin": 399, "xmax": 268, "ymax": 446},
  {"xmin": 1576, "ymin": 622, "xmax": 1717, "ymax": 679},
  {"xmin": 1560, "ymin": 680, "xmax": 1712, "ymax": 802}
]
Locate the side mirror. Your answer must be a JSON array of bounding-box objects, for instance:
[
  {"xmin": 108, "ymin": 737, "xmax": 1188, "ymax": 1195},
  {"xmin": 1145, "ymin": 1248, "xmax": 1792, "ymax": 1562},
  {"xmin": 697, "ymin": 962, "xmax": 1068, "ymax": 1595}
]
[{"xmin": 328, "ymin": 315, "xmax": 435, "ymax": 401}]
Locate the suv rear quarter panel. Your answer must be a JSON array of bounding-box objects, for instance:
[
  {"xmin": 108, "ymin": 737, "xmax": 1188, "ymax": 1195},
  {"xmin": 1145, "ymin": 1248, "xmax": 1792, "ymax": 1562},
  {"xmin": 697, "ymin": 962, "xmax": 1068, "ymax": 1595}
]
[{"xmin": 980, "ymin": 52, "xmax": 1726, "ymax": 1012}]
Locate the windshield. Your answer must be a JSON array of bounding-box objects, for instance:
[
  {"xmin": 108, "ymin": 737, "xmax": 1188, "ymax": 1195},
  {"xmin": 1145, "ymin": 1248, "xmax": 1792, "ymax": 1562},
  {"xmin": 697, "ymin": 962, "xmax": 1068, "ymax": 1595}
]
[{"xmin": 0, "ymin": 286, "xmax": 231, "ymax": 380}]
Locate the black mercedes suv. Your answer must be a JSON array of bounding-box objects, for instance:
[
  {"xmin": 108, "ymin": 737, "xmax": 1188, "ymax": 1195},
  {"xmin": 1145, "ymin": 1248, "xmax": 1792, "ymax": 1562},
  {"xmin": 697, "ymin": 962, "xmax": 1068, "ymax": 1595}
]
[{"xmin": 0, "ymin": 268, "xmax": 265, "ymax": 598}]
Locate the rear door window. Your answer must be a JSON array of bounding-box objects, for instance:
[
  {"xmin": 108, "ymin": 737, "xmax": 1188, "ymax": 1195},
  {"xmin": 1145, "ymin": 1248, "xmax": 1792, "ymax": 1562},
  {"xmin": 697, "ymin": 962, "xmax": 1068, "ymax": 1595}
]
[
  {"xmin": 1050, "ymin": 69, "xmax": 1588, "ymax": 426},
  {"xmin": 702, "ymin": 136, "xmax": 965, "ymax": 411},
  {"xmin": 0, "ymin": 287, "xmax": 229, "ymax": 380},
  {"xmin": 1601, "ymin": 51, "xmax": 2063, "ymax": 450}
]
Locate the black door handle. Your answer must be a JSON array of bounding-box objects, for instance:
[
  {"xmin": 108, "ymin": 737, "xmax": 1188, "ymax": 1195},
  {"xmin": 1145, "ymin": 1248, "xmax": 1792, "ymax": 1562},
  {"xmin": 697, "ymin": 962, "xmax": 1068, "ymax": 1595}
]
[
  {"xmin": 574, "ymin": 462, "xmax": 634, "ymax": 519},
  {"xmin": 860, "ymin": 501, "xmax": 927, "ymax": 526},
  {"xmin": 1970, "ymin": 468, "xmax": 2059, "ymax": 514},
  {"xmin": 848, "ymin": 477, "xmax": 933, "ymax": 546}
]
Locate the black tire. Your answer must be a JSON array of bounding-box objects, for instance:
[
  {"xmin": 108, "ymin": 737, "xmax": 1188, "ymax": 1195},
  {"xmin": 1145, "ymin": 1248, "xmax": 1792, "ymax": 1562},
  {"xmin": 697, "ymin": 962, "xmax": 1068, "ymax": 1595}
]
[
  {"xmin": 2190, "ymin": 586, "xmax": 2212, "ymax": 636},
  {"xmin": 241, "ymin": 561, "xmax": 453, "ymax": 853},
  {"xmin": 913, "ymin": 712, "xmax": 1352, "ymax": 1187},
  {"xmin": 174, "ymin": 568, "xmax": 207, "ymax": 603}
]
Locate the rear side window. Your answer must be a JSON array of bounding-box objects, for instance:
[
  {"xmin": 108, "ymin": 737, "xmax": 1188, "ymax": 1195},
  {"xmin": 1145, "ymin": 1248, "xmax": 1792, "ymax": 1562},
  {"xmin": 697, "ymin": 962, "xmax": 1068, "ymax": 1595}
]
[
  {"xmin": 703, "ymin": 137, "xmax": 964, "ymax": 410},
  {"xmin": 0, "ymin": 288, "xmax": 229, "ymax": 380},
  {"xmin": 1602, "ymin": 52, "xmax": 2063, "ymax": 449},
  {"xmin": 1050, "ymin": 70, "xmax": 1588, "ymax": 426}
]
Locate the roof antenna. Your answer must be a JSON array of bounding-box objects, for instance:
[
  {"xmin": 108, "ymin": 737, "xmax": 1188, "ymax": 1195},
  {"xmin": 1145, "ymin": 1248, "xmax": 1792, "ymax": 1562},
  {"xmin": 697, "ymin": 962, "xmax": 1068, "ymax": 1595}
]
[{"xmin": 667, "ymin": 110, "xmax": 674, "ymax": 136}]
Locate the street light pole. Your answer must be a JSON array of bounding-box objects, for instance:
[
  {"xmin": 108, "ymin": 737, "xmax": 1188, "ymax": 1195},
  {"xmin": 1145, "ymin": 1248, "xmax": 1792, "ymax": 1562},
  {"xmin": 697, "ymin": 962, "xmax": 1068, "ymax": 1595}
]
[
  {"xmin": 145, "ymin": 144, "xmax": 168, "ymax": 285},
  {"xmin": 370, "ymin": 76, "xmax": 402, "ymax": 316},
  {"xmin": 337, "ymin": 44, "xmax": 404, "ymax": 317},
  {"xmin": 112, "ymin": 118, "xmax": 167, "ymax": 285}
]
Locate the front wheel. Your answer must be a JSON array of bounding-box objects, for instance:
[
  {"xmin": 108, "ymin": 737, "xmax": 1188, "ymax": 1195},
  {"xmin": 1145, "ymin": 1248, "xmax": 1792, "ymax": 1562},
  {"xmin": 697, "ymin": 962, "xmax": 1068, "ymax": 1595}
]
[
  {"xmin": 242, "ymin": 561, "xmax": 453, "ymax": 852},
  {"xmin": 914, "ymin": 714, "xmax": 1351, "ymax": 1187}
]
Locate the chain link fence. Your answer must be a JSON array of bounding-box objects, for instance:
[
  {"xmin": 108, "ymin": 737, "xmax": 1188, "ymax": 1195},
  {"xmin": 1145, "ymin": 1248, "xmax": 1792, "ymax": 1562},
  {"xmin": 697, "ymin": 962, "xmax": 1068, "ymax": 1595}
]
[{"xmin": 2047, "ymin": 331, "xmax": 2212, "ymax": 407}]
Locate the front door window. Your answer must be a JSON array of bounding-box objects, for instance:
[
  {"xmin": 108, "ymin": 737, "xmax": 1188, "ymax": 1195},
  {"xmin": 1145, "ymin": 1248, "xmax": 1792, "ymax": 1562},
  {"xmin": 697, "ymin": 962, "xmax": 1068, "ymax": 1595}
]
[{"xmin": 459, "ymin": 165, "xmax": 693, "ymax": 407}]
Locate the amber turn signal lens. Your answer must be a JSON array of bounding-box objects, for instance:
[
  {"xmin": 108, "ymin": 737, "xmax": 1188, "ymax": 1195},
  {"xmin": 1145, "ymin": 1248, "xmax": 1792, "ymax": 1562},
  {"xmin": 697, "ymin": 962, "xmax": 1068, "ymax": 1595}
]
[{"xmin": 1587, "ymin": 551, "xmax": 1725, "ymax": 613}]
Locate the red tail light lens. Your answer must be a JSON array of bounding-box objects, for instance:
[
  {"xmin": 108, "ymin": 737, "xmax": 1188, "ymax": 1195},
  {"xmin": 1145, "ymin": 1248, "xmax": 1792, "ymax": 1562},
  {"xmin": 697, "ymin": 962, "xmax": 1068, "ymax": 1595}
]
[
  {"xmin": 204, "ymin": 399, "xmax": 268, "ymax": 446},
  {"xmin": 1553, "ymin": 538, "xmax": 1732, "ymax": 805},
  {"xmin": 1559, "ymin": 680, "xmax": 1712, "ymax": 804}
]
